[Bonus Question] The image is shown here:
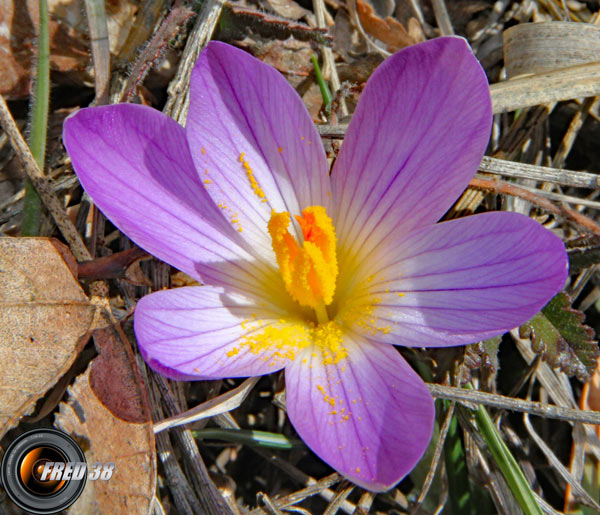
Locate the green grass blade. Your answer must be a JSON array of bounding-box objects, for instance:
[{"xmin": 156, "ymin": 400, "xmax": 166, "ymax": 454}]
[
  {"xmin": 471, "ymin": 388, "xmax": 542, "ymax": 515},
  {"xmin": 23, "ymin": 0, "xmax": 50, "ymax": 236},
  {"xmin": 444, "ymin": 405, "xmax": 475, "ymax": 515},
  {"xmin": 193, "ymin": 428, "xmax": 303, "ymax": 450},
  {"xmin": 311, "ymin": 54, "xmax": 333, "ymax": 114}
]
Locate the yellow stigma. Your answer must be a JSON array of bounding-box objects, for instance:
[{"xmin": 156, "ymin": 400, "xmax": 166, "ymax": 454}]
[{"xmin": 268, "ymin": 206, "xmax": 338, "ymax": 310}]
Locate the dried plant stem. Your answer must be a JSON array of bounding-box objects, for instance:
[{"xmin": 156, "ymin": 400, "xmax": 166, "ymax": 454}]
[
  {"xmin": 490, "ymin": 62, "xmax": 600, "ymax": 113},
  {"xmin": 427, "ymin": 384, "xmax": 600, "ymax": 425},
  {"xmin": 319, "ymin": 123, "xmax": 600, "ymax": 188},
  {"xmin": 151, "ymin": 374, "xmax": 234, "ymax": 515},
  {"xmin": 478, "ymin": 156, "xmax": 600, "ymax": 189},
  {"xmin": 0, "ymin": 95, "xmax": 91, "ymax": 261},
  {"xmin": 118, "ymin": 0, "xmax": 165, "ymax": 63},
  {"xmin": 473, "ymin": 173, "xmax": 600, "ymax": 210},
  {"xmin": 121, "ymin": 2, "xmax": 194, "ymax": 102},
  {"xmin": 164, "ymin": 0, "xmax": 224, "ymax": 123},
  {"xmin": 469, "ymin": 177, "xmax": 600, "ymax": 236}
]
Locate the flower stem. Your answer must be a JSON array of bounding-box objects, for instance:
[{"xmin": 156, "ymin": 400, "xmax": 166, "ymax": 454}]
[{"xmin": 315, "ymin": 302, "xmax": 329, "ymax": 324}]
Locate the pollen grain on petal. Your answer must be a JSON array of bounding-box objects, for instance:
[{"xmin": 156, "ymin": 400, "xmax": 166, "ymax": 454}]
[
  {"xmin": 238, "ymin": 319, "xmax": 310, "ymax": 363},
  {"xmin": 239, "ymin": 151, "xmax": 267, "ymax": 202},
  {"xmin": 342, "ymin": 295, "xmax": 392, "ymax": 337}
]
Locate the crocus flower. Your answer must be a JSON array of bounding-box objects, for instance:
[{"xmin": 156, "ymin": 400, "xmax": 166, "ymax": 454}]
[{"xmin": 63, "ymin": 37, "xmax": 567, "ymax": 491}]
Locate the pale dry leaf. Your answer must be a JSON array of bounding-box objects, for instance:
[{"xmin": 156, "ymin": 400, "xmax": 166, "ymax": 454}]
[
  {"xmin": 0, "ymin": 238, "xmax": 95, "ymax": 439},
  {"xmin": 503, "ymin": 21, "xmax": 600, "ymax": 79},
  {"xmin": 263, "ymin": 0, "xmax": 310, "ymax": 21},
  {"xmin": 355, "ymin": 0, "xmax": 423, "ymax": 52},
  {"xmin": 154, "ymin": 376, "xmax": 259, "ymax": 433},
  {"xmin": 56, "ymin": 364, "xmax": 156, "ymax": 515}
]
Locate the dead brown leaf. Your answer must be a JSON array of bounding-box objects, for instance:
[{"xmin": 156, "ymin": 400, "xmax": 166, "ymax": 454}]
[
  {"xmin": 0, "ymin": 238, "xmax": 95, "ymax": 439},
  {"xmin": 250, "ymin": 39, "xmax": 314, "ymax": 77},
  {"xmin": 56, "ymin": 321, "xmax": 155, "ymax": 513},
  {"xmin": 57, "ymin": 363, "xmax": 156, "ymax": 514},
  {"xmin": 0, "ymin": 0, "xmax": 140, "ymax": 99},
  {"xmin": 356, "ymin": 0, "xmax": 424, "ymax": 52},
  {"xmin": 88, "ymin": 325, "xmax": 152, "ymax": 423}
]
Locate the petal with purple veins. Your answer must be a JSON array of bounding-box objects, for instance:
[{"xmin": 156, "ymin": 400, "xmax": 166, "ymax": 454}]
[
  {"xmin": 63, "ymin": 103, "xmax": 277, "ymax": 296},
  {"xmin": 285, "ymin": 331, "xmax": 434, "ymax": 491},
  {"xmin": 187, "ymin": 42, "xmax": 332, "ymax": 253},
  {"xmin": 135, "ymin": 286, "xmax": 309, "ymax": 380},
  {"xmin": 345, "ymin": 212, "xmax": 568, "ymax": 347},
  {"xmin": 332, "ymin": 37, "xmax": 492, "ymax": 268}
]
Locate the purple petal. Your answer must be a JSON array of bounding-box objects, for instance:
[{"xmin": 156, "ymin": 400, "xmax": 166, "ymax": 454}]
[
  {"xmin": 285, "ymin": 331, "xmax": 434, "ymax": 491},
  {"xmin": 134, "ymin": 286, "xmax": 301, "ymax": 379},
  {"xmin": 63, "ymin": 104, "xmax": 276, "ymax": 297},
  {"xmin": 331, "ymin": 37, "xmax": 492, "ymax": 265},
  {"xmin": 346, "ymin": 212, "xmax": 567, "ymax": 347},
  {"xmin": 187, "ymin": 42, "xmax": 332, "ymax": 249}
]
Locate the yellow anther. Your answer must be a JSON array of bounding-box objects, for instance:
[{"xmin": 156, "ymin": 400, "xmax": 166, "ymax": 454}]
[{"xmin": 268, "ymin": 206, "xmax": 337, "ymax": 309}]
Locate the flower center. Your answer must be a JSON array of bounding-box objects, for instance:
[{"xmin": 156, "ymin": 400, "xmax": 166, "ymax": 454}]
[{"xmin": 268, "ymin": 206, "xmax": 338, "ymax": 320}]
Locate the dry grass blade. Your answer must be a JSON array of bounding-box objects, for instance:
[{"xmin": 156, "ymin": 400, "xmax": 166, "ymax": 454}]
[
  {"xmin": 153, "ymin": 376, "xmax": 259, "ymax": 432},
  {"xmin": 323, "ymin": 481, "xmax": 354, "ymax": 515},
  {"xmin": 431, "ymin": 0, "xmax": 454, "ymax": 36},
  {"xmin": 84, "ymin": 0, "xmax": 110, "ymax": 105},
  {"xmin": 251, "ymin": 449, "xmax": 357, "ymax": 514},
  {"xmin": 522, "ymin": 413, "xmax": 600, "ymax": 510},
  {"xmin": 410, "ymin": 402, "xmax": 455, "ymax": 513},
  {"xmin": 248, "ymin": 474, "xmax": 343, "ymax": 514}
]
